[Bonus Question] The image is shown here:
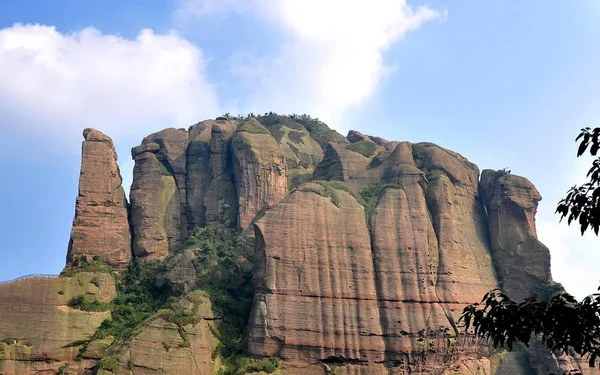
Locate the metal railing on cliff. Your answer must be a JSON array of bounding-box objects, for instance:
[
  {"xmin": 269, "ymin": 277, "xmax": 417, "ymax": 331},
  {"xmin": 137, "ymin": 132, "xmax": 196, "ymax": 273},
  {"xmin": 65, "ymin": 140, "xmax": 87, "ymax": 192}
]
[{"xmin": 0, "ymin": 274, "xmax": 59, "ymax": 285}]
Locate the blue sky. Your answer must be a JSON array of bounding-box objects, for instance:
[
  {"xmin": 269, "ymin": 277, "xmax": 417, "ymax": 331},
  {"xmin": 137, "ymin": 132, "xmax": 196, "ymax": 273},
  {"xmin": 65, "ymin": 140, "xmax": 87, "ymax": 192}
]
[{"xmin": 0, "ymin": 1, "xmax": 599, "ymax": 299}]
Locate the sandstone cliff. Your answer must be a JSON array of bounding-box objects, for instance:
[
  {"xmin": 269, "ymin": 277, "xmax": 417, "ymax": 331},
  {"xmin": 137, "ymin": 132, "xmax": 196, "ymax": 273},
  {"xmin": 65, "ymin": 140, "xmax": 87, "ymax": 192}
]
[
  {"xmin": 0, "ymin": 115, "xmax": 592, "ymax": 375},
  {"xmin": 66, "ymin": 129, "xmax": 131, "ymax": 270}
]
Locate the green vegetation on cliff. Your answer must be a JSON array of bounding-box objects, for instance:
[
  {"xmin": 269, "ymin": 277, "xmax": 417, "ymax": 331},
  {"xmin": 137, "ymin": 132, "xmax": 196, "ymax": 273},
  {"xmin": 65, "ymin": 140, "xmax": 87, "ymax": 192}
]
[
  {"xmin": 61, "ymin": 256, "xmax": 113, "ymax": 277},
  {"xmin": 184, "ymin": 227, "xmax": 255, "ymax": 359},
  {"xmin": 359, "ymin": 181, "xmax": 401, "ymax": 228},
  {"xmin": 73, "ymin": 225, "xmax": 264, "ymax": 372},
  {"xmin": 346, "ymin": 139, "xmax": 378, "ymax": 158}
]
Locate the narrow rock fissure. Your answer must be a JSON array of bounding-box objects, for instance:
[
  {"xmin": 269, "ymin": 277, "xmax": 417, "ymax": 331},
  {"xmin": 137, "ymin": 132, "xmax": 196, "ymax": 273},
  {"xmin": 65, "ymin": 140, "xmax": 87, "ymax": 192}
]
[{"xmin": 366, "ymin": 185, "xmax": 394, "ymax": 370}]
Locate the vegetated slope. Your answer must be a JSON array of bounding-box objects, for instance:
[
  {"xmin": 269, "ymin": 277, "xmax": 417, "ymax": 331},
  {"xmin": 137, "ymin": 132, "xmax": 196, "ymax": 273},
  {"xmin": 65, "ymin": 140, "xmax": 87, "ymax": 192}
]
[{"xmin": 0, "ymin": 114, "xmax": 593, "ymax": 375}]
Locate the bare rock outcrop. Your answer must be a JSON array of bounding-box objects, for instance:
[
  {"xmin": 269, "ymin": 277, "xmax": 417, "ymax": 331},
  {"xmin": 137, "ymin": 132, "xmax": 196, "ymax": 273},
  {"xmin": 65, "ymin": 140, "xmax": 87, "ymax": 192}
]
[
  {"xmin": 232, "ymin": 119, "xmax": 288, "ymax": 229},
  {"xmin": 0, "ymin": 273, "xmax": 116, "ymax": 375},
  {"xmin": 479, "ymin": 169, "xmax": 552, "ymax": 301},
  {"xmin": 187, "ymin": 119, "xmax": 238, "ymax": 228},
  {"xmin": 67, "ymin": 128, "xmax": 131, "ymax": 270},
  {"xmin": 130, "ymin": 128, "xmax": 188, "ymax": 259},
  {"xmin": 248, "ymin": 182, "xmax": 385, "ymax": 363}
]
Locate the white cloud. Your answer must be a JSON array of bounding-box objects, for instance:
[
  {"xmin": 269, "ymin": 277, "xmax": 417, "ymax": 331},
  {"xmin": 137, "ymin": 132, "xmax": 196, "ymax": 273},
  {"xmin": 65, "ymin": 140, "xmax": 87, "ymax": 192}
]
[
  {"xmin": 176, "ymin": 0, "xmax": 441, "ymax": 127},
  {"xmin": 0, "ymin": 23, "xmax": 220, "ymax": 148}
]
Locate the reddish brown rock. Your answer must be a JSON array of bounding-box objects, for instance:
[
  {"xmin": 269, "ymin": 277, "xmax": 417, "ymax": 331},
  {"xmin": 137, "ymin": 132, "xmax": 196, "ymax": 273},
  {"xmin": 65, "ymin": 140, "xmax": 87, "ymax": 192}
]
[
  {"xmin": 232, "ymin": 119, "xmax": 288, "ymax": 229},
  {"xmin": 248, "ymin": 182, "xmax": 385, "ymax": 363},
  {"xmin": 370, "ymin": 142, "xmax": 498, "ymax": 371},
  {"xmin": 0, "ymin": 273, "xmax": 116, "ymax": 375},
  {"xmin": 479, "ymin": 169, "xmax": 552, "ymax": 301},
  {"xmin": 258, "ymin": 116, "xmax": 324, "ymax": 189},
  {"xmin": 66, "ymin": 128, "xmax": 131, "ymax": 270},
  {"xmin": 313, "ymin": 143, "xmax": 383, "ymax": 193}
]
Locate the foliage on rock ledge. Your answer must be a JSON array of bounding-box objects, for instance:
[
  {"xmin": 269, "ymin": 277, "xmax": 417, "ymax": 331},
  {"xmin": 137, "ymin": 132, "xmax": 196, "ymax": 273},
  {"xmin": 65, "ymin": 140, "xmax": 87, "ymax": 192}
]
[
  {"xmin": 71, "ymin": 225, "xmax": 261, "ymax": 373},
  {"xmin": 61, "ymin": 256, "xmax": 113, "ymax": 277},
  {"xmin": 183, "ymin": 226, "xmax": 255, "ymax": 359}
]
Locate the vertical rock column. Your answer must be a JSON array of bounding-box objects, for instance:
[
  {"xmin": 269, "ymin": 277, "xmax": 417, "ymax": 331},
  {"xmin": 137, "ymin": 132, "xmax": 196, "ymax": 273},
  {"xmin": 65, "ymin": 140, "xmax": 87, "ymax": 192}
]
[
  {"xmin": 130, "ymin": 128, "xmax": 188, "ymax": 259},
  {"xmin": 232, "ymin": 119, "xmax": 288, "ymax": 230},
  {"xmin": 480, "ymin": 169, "xmax": 552, "ymax": 301},
  {"xmin": 186, "ymin": 119, "xmax": 238, "ymax": 229},
  {"xmin": 67, "ymin": 128, "xmax": 132, "ymax": 270}
]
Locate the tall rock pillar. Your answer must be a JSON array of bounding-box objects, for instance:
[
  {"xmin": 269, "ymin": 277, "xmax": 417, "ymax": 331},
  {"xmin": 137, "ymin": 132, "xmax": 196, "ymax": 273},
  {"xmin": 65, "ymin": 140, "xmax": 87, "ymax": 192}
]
[
  {"xmin": 480, "ymin": 169, "xmax": 552, "ymax": 301},
  {"xmin": 66, "ymin": 128, "xmax": 132, "ymax": 270}
]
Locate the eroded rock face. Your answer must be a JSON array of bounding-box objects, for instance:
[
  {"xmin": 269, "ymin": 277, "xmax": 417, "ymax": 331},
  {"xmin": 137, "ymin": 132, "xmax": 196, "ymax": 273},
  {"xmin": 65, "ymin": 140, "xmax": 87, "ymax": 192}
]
[
  {"xmin": 186, "ymin": 119, "xmax": 238, "ymax": 228},
  {"xmin": 107, "ymin": 291, "xmax": 219, "ymax": 375},
  {"xmin": 67, "ymin": 128, "xmax": 132, "ymax": 270},
  {"xmin": 248, "ymin": 139, "xmax": 594, "ymax": 375},
  {"xmin": 232, "ymin": 119, "xmax": 288, "ymax": 230},
  {"xmin": 249, "ymin": 182, "xmax": 385, "ymax": 363},
  {"xmin": 130, "ymin": 128, "xmax": 189, "ymax": 259},
  {"xmin": 0, "ymin": 273, "xmax": 116, "ymax": 375},
  {"xmin": 11, "ymin": 118, "xmax": 594, "ymax": 374},
  {"xmin": 480, "ymin": 169, "xmax": 552, "ymax": 301}
]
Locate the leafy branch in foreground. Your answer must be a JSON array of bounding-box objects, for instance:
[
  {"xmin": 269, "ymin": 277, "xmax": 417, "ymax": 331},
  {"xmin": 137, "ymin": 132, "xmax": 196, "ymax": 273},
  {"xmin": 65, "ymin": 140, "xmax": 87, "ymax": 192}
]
[
  {"xmin": 557, "ymin": 127, "xmax": 600, "ymax": 235},
  {"xmin": 460, "ymin": 288, "xmax": 600, "ymax": 367}
]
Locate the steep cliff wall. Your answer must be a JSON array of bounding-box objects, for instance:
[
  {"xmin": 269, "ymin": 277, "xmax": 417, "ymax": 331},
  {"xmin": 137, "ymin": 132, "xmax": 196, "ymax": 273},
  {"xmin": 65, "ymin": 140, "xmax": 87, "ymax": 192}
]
[
  {"xmin": 0, "ymin": 273, "xmax": 116, "ymax": 375},
  {"xmin": 0, "ymin": 115, "xmax": 594, "ymax": 375},
  {"xmin": 66, "ymin": 129, "xmax": 131, "ymax": 270}
]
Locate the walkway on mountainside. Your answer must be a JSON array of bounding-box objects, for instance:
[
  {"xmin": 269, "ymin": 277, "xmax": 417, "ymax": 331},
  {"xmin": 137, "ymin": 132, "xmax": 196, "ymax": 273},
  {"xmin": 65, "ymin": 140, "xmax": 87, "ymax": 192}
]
[{"xmin": 0, "ymin": 274, "xmax": 59, "ymax": 285}]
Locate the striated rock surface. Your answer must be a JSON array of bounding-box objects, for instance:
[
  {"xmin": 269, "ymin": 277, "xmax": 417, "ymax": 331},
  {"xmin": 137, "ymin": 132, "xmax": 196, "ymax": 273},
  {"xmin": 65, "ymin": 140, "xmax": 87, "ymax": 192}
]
[
  {"xmin": 232, "ymin": 119, "xmax": 288, "ymax": 229},
  {"xmin": 0, "ymin": 273, "xmax": 116, "ymax": 375},
  {"xmin": 186, "ymin": 119, "xmax": 238, "ymax": 228},
  {"xmin": 480, "ymin": 169, "xmax": 552, "ymax": 301},
  {"xmin": 249, "ymin": 182, "xmax": 385, "ymax": 363},
  {"xmin": 67, "ymin": 128, "xmax": 131, "ymax": 270},
  {"xmin": 257, "ymin": 114, "xmax": 324, "ymax": 189},
  {"xmin": 5, "ymin": 116, "xmax": 595, "ymax": 375},
  {"xmin": 130, "ymin": 128, "xmax": 189, "ymax": 259}
]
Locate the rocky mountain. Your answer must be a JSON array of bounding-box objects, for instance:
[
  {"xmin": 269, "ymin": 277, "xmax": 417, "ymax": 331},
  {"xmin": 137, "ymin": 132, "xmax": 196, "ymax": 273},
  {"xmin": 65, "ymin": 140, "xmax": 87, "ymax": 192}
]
[{"xmin": 0, "ymin": 114, "xmax": 593, "ymax": 375}]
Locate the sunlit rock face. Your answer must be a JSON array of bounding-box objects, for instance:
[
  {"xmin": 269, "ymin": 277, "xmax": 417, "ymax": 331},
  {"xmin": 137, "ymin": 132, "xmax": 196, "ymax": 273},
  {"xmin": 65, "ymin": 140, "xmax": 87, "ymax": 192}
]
[
  {"xmin": 2, "ymin": 115, "xmax": 596, "ymax": 375},
  {"xmin": 67, "ymin": 128, "xmax": 132, "ymax": 270}
]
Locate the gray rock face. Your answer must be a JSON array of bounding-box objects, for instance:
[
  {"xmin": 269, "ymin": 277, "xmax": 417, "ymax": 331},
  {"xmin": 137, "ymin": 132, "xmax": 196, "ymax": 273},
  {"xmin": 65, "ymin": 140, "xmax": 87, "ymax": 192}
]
[
  {"xmin": 130, "ymin": 132, "xmax": 184, "ymax": 260},
  {"xmin": 186, "ymin": 119, "xmax": 238, "ymax": 229}
]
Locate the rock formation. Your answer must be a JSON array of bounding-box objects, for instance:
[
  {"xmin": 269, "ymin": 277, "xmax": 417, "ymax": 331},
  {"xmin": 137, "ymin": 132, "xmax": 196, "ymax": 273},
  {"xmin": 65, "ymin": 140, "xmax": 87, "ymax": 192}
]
[
  {"xmin": 0, "ymin": 115, "xmax": 595, "ymax": 375},
  {"xmin": 66, "ymin": 128, "xmax": 131, "ymax": 270},
  {"xmin": 0, "ymin": 273, "xmax": 116, "ymax": 374},
  {"xmin": 480, "ymin": 169, "xmax": 552, "ymax": 301},
  {"xmin": 232, "ymin": 119, "xmax": 288, "ymax": 230},
  {"xmin": 130, "ymin": 128, "xmax": 189, "ymax": 259}
]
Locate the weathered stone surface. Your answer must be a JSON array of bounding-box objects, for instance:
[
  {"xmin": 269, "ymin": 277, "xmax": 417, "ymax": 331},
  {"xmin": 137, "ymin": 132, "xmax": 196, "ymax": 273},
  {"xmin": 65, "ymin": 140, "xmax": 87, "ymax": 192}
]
[
  {"xmin": 7, "ymin": 120, "xmax": 598, "ymax": 375},
  {"xmin": 130, "ymin": 128, "xmax": 188, "ymax": 259},
  {"xmin": 67, "ymin": 128, "xmax": 131, "ymax": 270},
  {"xmin": 143, "ymin": 128, "xmax": 190, "ymax": 239},
  {"xmin": 480, "ymin": 169, "xmax": 552, "ymax": 301},
  {"xmin": 249, "ymin": 182, "xmax": 385, "ymax": 362},
  {"xmin": 186, "ymin": 119, "xmax": 237, "ymax": 228},
  {"xmin": 0, "ymin": 273, "xmax": 115, "ymax": 375},
  {"xmin": 346, "ymin": 130, "xmax": 371, "ymax": 143},
  {"xmin": 232, "ymin": 119, "xmax": 288, "ymax": 229},
  {"xmin": 313, "ymin": 143, "xmax": 383, "ymax": 193},
  {"xmin": 110, "ymin": 291, "xmax": 219, "ymax": 375},
  {"xmin": 258, "ymin": 116, "xmax": 324, "ymax": 189}
]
